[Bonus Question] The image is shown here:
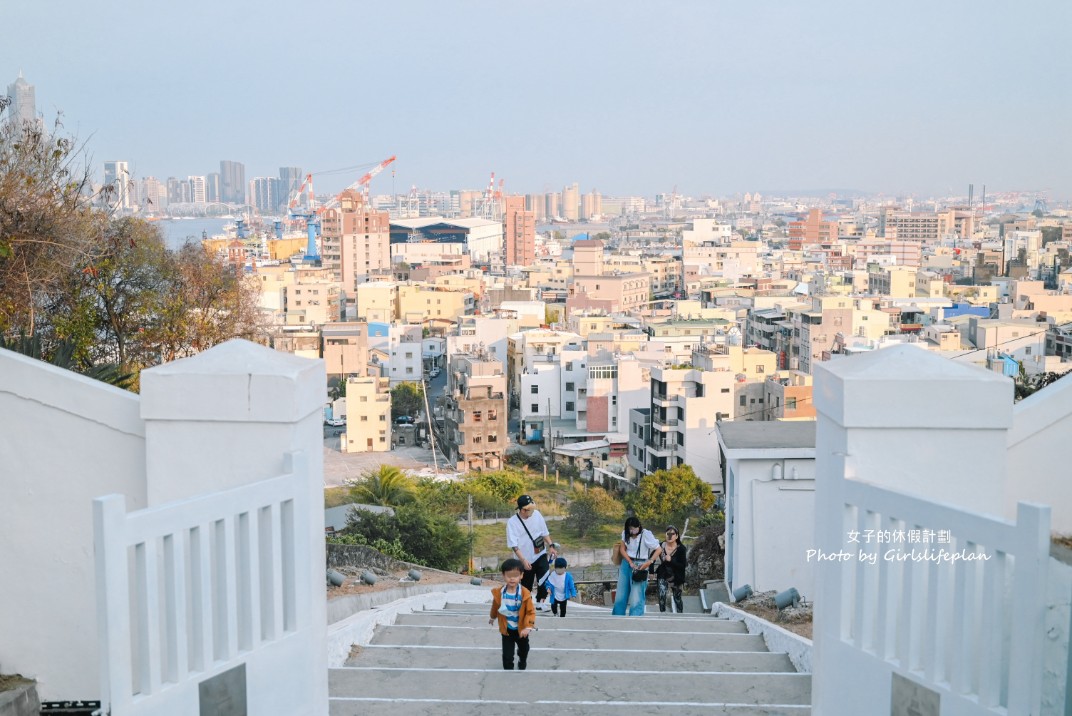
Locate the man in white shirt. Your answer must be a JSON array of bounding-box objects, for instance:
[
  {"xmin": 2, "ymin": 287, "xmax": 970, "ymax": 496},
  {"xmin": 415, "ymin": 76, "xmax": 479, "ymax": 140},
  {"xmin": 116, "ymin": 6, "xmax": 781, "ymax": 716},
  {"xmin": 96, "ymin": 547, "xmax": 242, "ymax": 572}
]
[{"xmin": 506, "ymin": 494, "xmax": 557, "ymax": 610}]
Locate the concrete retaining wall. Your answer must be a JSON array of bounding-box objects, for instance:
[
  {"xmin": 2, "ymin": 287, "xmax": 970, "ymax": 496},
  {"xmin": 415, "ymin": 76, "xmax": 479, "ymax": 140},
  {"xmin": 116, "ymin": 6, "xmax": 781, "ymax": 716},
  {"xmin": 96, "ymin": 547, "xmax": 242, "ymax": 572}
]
[
  {"xmin": 0, "ymin": 682, "xmax": 40, "ymax": 716},
  {"xmin": 713, "ymin": 602, "xmax": 812, "ymax": 673}
]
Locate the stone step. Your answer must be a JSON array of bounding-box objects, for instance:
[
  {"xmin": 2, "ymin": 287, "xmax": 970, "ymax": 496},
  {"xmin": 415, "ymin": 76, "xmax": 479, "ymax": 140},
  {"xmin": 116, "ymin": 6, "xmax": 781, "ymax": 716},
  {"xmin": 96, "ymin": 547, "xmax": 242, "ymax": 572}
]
[
  {"xmin": 348, "ymin": 644, "xmax": 797, "ymax": 672},
  {"xmin": 396, "ymin": 611, "xmax": 749, "ymax": 633},
  {"xmin": 329, "ymin": 697, "xmax": 811, "ymax": 716},
  {"xmin": 370, "ymin": 624, "xmax": 770, "ymax": 651},
  {"xmin": 440, "ymin": 603, "xmax": 725, "ymax": 620},
  {"xmin": 329, "ymin": 667, "xmax": 812, "ymax": 706}
]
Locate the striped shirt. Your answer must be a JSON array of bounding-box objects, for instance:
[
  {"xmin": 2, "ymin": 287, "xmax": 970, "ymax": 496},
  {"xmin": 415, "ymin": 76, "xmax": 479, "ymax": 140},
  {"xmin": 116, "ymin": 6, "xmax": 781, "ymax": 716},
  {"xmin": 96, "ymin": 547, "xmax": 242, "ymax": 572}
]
[{"xmin": 501, "ymin": 586, "xmax": 522, "ymax": 631}]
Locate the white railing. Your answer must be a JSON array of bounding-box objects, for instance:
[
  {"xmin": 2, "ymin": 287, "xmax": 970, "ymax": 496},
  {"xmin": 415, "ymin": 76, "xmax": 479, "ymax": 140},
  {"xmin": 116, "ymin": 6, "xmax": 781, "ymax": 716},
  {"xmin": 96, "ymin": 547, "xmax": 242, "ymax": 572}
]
[
  {"xmin": 93, "ymin": 452, "xmax": 308, "ymax": 715},
  {"xmin": 817, "ymin": 476, "xmax": 1049, "ymax": 715}
]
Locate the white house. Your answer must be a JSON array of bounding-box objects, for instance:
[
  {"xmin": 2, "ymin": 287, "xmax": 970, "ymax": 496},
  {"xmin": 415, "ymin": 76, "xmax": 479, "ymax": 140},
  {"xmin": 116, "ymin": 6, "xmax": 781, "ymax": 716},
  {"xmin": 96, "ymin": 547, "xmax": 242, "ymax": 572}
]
[{"xmin": 717, "ymin": 420, "xmax": 816, "ymax": 600}]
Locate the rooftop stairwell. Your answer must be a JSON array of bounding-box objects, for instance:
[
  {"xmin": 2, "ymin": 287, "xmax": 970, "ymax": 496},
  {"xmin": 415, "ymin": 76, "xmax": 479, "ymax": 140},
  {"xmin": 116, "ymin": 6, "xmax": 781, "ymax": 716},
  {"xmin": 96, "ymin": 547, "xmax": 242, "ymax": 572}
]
[{"xmin": 330, "ymin": 600, "xmax": 811, "ymax": 715}]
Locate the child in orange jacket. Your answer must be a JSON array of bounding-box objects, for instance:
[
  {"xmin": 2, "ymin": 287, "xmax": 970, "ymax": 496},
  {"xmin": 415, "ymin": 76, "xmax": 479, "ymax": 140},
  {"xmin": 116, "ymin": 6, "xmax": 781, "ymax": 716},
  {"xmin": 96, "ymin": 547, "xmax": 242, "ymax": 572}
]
[{"xmin": 489, "ymin": 558, "xmax": 536, "ymax": 670}]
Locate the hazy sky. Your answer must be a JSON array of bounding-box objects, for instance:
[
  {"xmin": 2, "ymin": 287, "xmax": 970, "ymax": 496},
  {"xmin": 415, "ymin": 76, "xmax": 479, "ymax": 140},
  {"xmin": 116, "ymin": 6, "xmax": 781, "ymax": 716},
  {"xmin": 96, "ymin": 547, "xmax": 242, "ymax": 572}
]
[{"xmin": 7, "ymin": 0, "xmax": 1071, "ymax": 199}]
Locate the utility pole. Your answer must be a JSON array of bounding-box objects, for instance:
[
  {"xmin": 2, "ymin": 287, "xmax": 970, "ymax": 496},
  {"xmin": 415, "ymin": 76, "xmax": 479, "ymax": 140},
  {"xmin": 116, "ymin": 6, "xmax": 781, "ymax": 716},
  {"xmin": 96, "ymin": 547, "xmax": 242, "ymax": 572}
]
[
  {"xmin": 468, "ymin": 493, "xmax": 474, "ymax": 573},
  {"xmin": 422, "ymin": 375, "xmax": 439, "ymax": 476}
]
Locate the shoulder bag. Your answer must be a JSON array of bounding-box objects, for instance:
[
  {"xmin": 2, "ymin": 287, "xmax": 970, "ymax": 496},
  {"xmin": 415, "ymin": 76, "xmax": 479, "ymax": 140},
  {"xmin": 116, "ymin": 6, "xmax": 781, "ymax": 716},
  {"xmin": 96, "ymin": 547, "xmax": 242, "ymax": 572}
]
[
  {"xmin": 631, "ymin": 534, "xmax": 649, "ymax": 582},
  {"xmin": 515, "ymin": 514, "xmax": 545, "ymax": 553}
]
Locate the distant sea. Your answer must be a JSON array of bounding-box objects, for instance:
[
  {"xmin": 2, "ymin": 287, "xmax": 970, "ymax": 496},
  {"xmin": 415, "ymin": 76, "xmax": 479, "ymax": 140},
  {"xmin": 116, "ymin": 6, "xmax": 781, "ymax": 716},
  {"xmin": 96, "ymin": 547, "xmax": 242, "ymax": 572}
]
[{"xmin": 158, "ymin": 218, "xmax": 231, "ymax": 251}]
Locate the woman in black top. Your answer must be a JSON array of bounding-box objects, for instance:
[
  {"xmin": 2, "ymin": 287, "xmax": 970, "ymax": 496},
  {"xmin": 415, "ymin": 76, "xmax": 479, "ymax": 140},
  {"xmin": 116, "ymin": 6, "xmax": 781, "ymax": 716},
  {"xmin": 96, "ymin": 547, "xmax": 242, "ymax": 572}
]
[{"xmin": 656, "ymin": 525, "xmax": 687, "ymax": 613}]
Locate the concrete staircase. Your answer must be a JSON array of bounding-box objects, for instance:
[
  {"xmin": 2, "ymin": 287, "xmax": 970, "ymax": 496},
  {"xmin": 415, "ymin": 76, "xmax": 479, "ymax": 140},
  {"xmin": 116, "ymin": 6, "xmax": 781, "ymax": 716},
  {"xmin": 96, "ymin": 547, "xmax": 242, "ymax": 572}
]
[{"xmin": 330, "ymin": 601, "xmax": 811, "ymax": 715}]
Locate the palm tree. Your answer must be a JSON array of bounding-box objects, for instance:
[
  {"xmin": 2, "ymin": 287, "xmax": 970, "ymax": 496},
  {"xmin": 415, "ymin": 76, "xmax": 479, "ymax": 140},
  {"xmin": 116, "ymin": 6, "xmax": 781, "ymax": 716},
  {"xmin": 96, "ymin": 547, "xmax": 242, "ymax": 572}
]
[
  {"xmin": 1, "ymin": 332, "xmax": 134, "ymax": 389},
  {"xmin": 349, "ymin": 465, "xmax": 416, "ymax": 507}
]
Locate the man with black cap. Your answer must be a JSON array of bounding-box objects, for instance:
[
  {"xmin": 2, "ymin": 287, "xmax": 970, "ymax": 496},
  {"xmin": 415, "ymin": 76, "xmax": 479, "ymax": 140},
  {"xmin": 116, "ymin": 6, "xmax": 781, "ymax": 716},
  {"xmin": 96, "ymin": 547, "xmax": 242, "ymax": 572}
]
[{"xmin": 506, "ymin": 494, "xmax": 557, "ymax": 610}]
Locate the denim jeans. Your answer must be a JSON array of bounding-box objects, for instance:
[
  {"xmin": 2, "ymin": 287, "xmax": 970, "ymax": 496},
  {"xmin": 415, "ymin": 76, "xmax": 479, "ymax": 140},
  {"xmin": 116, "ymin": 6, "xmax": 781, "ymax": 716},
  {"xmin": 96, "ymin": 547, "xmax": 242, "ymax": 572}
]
[{"xmin": 612, "ymin": 561, "xmax": 648, "ymax": 616}]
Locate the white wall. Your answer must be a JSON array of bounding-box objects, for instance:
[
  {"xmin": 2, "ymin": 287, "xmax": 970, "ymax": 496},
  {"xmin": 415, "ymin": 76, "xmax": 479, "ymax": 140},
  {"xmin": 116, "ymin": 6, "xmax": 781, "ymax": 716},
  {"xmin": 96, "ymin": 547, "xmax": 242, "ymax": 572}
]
[
  {"xmin": 520, "ymin": 364, "xmax": 561, "ymax": 423},
  {"xmin": 1007, "ymin": 375, "xmax": 1072, "ymax": 533},
  {"xmin": 725, "ymin": 456, "xmax": 816, "ymax": 599},
  {"xmin": 0, "ymin": 350, "xmax": 147, "ymax": 700}
]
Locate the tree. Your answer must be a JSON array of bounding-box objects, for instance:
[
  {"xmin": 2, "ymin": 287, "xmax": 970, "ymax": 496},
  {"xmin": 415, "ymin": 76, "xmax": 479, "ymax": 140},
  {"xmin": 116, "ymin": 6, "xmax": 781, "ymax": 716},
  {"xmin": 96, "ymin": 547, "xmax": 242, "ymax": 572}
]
[
  {"xmin": 565, "ymin": 486, "xmax": 624, "ymax": 538},
  {"xmin": 348, "ymin": 465, "xmax": 416, "ymax": 507},
  {"xmin": 463, "ymin": 469, "xmax": 527, "ymax": 506},
  {"xmin": 391, "ymin": 381, "xmax": 424, "ymax": 419},
  {"xmin": 344, "ymin": 504, "xmax": 468, "ymax": 571},
  {"xmin": 0, "ymin": 117, "xmax": 102, "ymax": 336},
  {"xmin": 626, "ymin": 464, "xmax": 715, "ymax": 526}
]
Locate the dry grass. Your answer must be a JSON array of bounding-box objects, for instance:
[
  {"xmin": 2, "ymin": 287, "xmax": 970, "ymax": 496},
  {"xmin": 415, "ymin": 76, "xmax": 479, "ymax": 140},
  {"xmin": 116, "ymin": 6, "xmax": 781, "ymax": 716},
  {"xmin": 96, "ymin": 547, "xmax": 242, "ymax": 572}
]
[{"xmin": 0, "ymin": 673, "xmax": 32, "ymax": 693}]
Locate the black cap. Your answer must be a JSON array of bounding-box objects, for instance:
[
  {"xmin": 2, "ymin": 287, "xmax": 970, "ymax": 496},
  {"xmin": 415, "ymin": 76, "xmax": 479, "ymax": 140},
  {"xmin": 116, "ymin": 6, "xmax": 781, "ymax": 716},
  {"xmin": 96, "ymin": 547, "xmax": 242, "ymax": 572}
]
[{"xmin": 516, "ymin": 495, "xmax": 534, "ymax": 509}]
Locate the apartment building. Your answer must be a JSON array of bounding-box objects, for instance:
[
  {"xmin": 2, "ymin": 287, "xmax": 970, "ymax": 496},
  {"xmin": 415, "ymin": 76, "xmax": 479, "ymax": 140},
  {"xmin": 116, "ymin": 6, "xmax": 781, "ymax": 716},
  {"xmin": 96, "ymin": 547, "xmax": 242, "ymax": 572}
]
[
  {"xmin": 503, "ymin": 195, "xmax": 536, "ymax": 266},
  {"xmin": 354, "ymin": 281, "xmax": 398, "ymax": 322},
  {"xmin": 320, "ymin": 190, "xmax": 391, "ymax": 289},
  {"xmin": 788, "ymin": 208, "xmax": 839, "ymax": 250},
  {"xmin": 256, "ymin": 263, "xmax": 341, "ymax": 327},
  {"xmin": 441, "ymin": 353, "xmax": 508, "ymax": 471},
  {"xmin": 575, "ymin": 356, "xmax": 650, "ymax": 435},
  {"xmin": 852, "ymin": 238, "xmax": 923, "ymax": 268},
  {"xmin": 788, "ymin": 296, "xmax": 854, "ymax": 374},
  {"xmin": 762, "ymin": 372, "xmax": 815, "ymax": 421},
  {"xmin": 383, "ymin": 324, "xmax": 424, "ymax": 385},
  {"xmin": 568, "ymin": 273, "xmax": 651, "ymax": 315},
  {"xmin": 868, "ymin": 266, "xmax": 918, "ymax": 297},
  {"xmin": 342, "ymin": 376, "xmax": 392, "ymax": 453},
  {"xmin": 447, "ymin": 316, "xmax": 518, "ymax": 366},
  {"xmin": 643, "ymin": 318, "xmax": 732, "ymax": 363},
  {"xmin": 397, "ymin": 283, "xmax": 475, "ymax": 324},
  {"xmin": 683, "ymin": 241, "xmax": 762, "ymax": 283},
  {"xmin": 321, "ymin": 322, "xmax": 370, "ymax": 383},
  {"xmin": 642, "ymin": 350, "xmax": 735, "ymax": 487}
]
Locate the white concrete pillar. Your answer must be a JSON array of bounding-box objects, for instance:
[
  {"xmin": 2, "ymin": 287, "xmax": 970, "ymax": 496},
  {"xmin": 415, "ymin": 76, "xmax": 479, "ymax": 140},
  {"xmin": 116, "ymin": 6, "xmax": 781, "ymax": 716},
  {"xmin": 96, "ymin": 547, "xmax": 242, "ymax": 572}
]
[
  {"xmin": 140, "ymin": 339, "xmax": 328, "ymax": 712},
  {"xmin": 813, "ymin": 344, "xmax": 1012, "ymax": 516}
]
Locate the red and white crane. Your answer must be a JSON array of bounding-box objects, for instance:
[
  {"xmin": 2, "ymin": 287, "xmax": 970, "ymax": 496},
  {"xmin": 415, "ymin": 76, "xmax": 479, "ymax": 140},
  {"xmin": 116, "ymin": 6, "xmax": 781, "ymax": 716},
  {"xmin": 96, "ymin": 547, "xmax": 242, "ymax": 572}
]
[{"xmin": 318, "ymin": 155, "xmax": 397, "ymax": 213}]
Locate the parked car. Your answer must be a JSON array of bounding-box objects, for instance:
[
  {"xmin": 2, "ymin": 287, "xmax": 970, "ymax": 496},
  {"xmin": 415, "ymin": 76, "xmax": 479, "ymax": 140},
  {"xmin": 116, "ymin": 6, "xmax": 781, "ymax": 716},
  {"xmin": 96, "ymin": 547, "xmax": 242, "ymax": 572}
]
[
  {"xmin": 429, "ymin": 367, "xmax": 441, "ymax": 378},
  {"xmin": 395, "ymin": 415, "xmax": 415, "ymax": 425},
  {"xmin": 325, "ymin": 418, "xmax": 345, "ymax": 427}
]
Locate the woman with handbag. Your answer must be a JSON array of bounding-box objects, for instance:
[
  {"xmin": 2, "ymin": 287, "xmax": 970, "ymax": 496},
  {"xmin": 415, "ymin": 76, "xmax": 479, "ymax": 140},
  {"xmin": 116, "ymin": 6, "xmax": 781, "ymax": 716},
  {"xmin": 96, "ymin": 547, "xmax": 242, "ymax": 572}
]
[
  {"xmin": 656, "ymin": 525, "xmax": 687, "ymax": 613},
  {"xmin": 611, "ymin": 516, "xmax": 661, "ymax": 616}
]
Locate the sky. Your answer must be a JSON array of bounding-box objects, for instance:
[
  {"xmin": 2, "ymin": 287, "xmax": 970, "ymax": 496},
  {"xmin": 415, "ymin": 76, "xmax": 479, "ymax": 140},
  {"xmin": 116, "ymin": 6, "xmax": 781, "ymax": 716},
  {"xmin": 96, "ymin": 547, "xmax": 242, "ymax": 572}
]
[{"xmin": 7, "ymin": 0, "xmax": 1071, "ymax": 200}]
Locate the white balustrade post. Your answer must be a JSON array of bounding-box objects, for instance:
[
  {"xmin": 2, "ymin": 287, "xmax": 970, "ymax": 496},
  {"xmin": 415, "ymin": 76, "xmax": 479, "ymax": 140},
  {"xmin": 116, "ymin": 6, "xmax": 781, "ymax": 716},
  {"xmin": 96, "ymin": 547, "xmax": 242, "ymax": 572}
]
[
  {"xmin": 811, "ymin": 344, "xmax": 1014, "ymax": 711},
  {"xmin": 140, "ymin": 339, "xmax": 328, "ymax": 713}
]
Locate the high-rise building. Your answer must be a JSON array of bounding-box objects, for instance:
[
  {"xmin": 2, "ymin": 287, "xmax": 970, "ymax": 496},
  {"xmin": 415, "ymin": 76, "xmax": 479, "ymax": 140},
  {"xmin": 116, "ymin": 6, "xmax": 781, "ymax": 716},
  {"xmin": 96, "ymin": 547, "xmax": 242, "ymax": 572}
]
[
  {"xmin": 562, "ymin": 183, "xmax": 580, "ymax": 222},
  {"xmin": 139, "ymin": 176, "xmax": 167, "ymax": 210},
  {"xmin": 503, "ymin": 195, "xmax": 536, "ymax": 267},
  {"xmin": 250, "ymin": 177, "xmax": 282, "ymax": 212},
  {"xmin": 525, "ymin": 194, "xmax": 546, "ymax": 222},
  {"xmin": 186, "ymin": 176, "xmax": 207, "ymax": 204},
  {"xmin": 545, "ymin": 192, "xmax": 561, "ymax": 221},
  {"xmin": 219, "ymin": 160, "xmax": 246, "ymax": 204},
  {"xmin": 103, "ymin": 161, "xmax": 132, "ymax": 212},
  {"xmin": 278, "ymin": 167, "xmax": 303, "ymax": 211},
  {"xmin": 788, "ymin": 208, "xmax": 839, "ymax": 250},
  {"xmin": 319, "ymin": 190, "xmax": 391, "ymax": 288},
  {"xmin": 5, "ymin": 72, "xmax": 37, "ymax": 126},
  {"xmin": 581, "ymin": 190, "xmax": 602, "ymax": 221},
  {"xmin": 205, "ymin": 172, "xmax": 220, "ymax": 203}
]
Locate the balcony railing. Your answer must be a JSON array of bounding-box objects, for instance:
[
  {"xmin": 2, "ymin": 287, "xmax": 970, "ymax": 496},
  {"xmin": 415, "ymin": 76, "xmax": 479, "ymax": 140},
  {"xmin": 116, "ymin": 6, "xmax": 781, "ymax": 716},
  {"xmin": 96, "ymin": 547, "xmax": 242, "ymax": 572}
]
[{"xmin": 652, "ymin": 416, "xmax": 679, "ymax": 429}]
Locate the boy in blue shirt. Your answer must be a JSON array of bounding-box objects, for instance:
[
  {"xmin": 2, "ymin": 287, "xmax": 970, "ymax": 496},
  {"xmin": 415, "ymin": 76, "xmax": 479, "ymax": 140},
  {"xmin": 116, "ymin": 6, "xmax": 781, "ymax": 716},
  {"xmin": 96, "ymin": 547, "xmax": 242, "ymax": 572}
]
[
  {"xmin": 545, "ymin": 556, "xmax": 578, "ymax": 617},
  {"xmin": 489, "ymin": 558, "xmax": 536, "ymax": 669}
]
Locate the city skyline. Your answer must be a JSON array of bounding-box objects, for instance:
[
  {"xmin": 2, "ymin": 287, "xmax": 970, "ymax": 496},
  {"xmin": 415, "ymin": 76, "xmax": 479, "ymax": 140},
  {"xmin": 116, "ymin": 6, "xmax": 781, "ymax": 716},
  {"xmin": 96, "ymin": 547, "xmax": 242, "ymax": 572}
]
[{"xmin": 7, "ymin": 0, "xmax": 1072, "ymax": 200}]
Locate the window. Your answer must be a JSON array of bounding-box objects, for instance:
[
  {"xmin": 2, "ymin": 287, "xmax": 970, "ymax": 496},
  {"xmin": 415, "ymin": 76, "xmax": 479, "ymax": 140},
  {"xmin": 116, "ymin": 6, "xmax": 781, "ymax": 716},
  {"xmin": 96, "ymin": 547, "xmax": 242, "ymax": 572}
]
[
  {"xmin": 566, "ymin": 382, "xmax": 575, "ymax": 392},
  {"xmin": 530, "ymin": 385, "xmax": 539, "ymax": 394},
  {"xmin": 488, "ymin": 434, "xmax": 498, "ymax": 443},
  {"xmin": 360, "ymin": 396, "xmax": 368, "ymax": 402},
  {"xmin": 611, "ymin": 395, "xmax": 617, "ymax": 405},
  {"xmin": 531, "ymin": 404, "xmax": 539, "ymax": 413},
  {"xmin": 565, "ymin": 361, "xmax": 573, "ymax": 370},
  {"xmin": 740, "ymin": 395, "xmax": 747, "ymax": 407},
  {"xmin": 488, "ymin": 409, "xmax": 497, "ymax": 421},
  {"xmin": 360, "ymin": 415, "xmax": 368, "ymax": 422},
  {"xmin": 473, "ymin": 411, "xmax": 482, "ymax": 423},
  {"xmin": 721, "ymin": 387, "xmax": 730, "ymax": 393},
  {"xmin": 787, "ymin": 398, "xmax": 798, "ymax": 410},
  {"xmin": 379, "ymin": 437, "xmax": 386, "ymax": 443},
  {"xmin": 473, "ymin": 436, "xmax": 482, "ymax": 444},
  {"xmin": 566, "ymin": 402, "xmax": 575, "ymax": 412},
  {"xmin": 756, "ymin": 365, "xmax": 765, "ymax": 373},
  {"xmin": 379, "ymin": 414, "xmax": 386, "ymax": 421}
]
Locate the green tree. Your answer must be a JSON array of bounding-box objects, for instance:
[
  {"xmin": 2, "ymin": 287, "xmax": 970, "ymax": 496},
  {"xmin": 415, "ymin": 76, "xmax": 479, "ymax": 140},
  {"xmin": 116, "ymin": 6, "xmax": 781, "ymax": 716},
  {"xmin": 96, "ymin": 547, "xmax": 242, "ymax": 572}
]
[
  {"xmin": 566, "ymin": 486, "xmax": 625, "ymax": 538},
  {"xmin": 626, "ymin": 464, "xmax": 714, "ymax": 526},
  {"xmin": 344, "ymin": 505, "xmax": 468, "ymax": 570},
  {"xmin": 391, "ymin": 381, "xmax": 424, "ymax": 419},
  {"xmin": 463, "ymin": 469, "xmax": 527, "ymax": 506},
  {"xmin": 348, "ymin": 465, "xmax": 416, "ymax": 507},
  {"xmin": 0, "ymin": 116, "xmax": 101, "ymax": 336}
]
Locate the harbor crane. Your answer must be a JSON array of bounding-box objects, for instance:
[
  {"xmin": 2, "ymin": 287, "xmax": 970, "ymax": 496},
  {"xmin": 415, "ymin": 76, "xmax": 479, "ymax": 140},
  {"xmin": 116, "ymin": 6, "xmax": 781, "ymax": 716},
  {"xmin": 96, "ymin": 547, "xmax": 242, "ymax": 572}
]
[{"xmin": 318, "ymin": 155, "xmax": 397, "ymax": 213}]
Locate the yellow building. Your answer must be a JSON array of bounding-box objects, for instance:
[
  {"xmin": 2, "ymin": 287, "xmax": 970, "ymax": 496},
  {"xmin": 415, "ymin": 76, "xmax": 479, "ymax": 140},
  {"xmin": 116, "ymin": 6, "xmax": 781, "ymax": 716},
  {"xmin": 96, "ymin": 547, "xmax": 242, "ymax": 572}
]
[
  {"xmin": 355, "ymin": 281, "xmax": 399, "ymax": 322},
  {"xmin": 397, "ymin": 284, "xmax": 474, "ymax": 324},
  {"xmin": 343, "ymin": 376, "xmax": 392, "ymax": 453}
]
